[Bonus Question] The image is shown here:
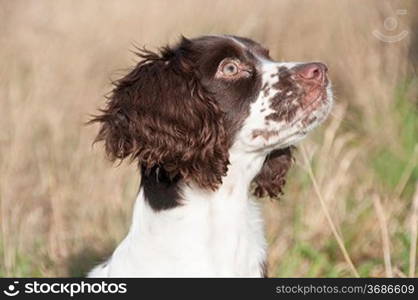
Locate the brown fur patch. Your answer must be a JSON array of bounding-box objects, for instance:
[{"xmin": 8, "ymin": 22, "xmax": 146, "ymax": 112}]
[{"xmin": 253, "ymin": 147, "xmax": 294, "ymax": 198}]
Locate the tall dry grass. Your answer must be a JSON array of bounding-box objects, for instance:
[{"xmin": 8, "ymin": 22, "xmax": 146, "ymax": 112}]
[{"xmin": 0, "ymin": 0, "xmax": 416, "ymax": 277}]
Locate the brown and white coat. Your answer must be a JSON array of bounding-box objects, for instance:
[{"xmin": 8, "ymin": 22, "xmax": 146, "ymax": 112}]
[{"xmin": 88, "ymin": 35, "xmax": 332, "ymax": 277}]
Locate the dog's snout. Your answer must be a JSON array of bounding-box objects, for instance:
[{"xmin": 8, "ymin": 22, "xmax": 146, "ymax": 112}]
[{"xmin": 294, "ymin": 63, "xmax": 328, "ymax": 85}]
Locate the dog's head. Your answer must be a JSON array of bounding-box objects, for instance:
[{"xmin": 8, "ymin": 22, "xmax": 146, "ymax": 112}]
[{"xmin": 91, "ymin": 35, "xmax": 332, "ymax": 197}]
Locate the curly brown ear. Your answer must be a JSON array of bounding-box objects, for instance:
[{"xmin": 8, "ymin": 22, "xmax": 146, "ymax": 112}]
[
  {"xmin": 253, "ymin": 147, "xmax": 294, "ymax": 198},
  {"xmin": 90, "ymin": 38, "xmax": 229, "ymax": 190}
]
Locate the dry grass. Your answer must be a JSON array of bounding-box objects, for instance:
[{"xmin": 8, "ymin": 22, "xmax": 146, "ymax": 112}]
[{"xmin": 0, "ymin": 0, "xmax": 417, "ymax": 277}]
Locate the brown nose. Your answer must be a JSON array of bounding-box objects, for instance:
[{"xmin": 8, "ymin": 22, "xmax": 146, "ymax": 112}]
[{"xmin": 295, "ymin": 63, "xmax": 328, "ymax": 85}]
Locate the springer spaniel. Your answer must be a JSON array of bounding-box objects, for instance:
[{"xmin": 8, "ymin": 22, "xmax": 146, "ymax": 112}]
[{"xmin": 88, "ymin": 35, "xmax": 332, "ymax": 277}]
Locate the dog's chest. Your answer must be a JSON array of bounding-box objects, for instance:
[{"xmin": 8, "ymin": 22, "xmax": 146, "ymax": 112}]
[
  {"xmin": 186, "ymin": 186, "xmax": 266, "ymax": 276},
  {"xmin": 106, "ymin": 186, "xmax": 266, "ymax": 277}
]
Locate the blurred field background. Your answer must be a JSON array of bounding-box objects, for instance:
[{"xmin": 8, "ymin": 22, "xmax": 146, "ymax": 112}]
[{"xmin": 0, "ymin": 0, "xmax": 417, "ymax": 277}]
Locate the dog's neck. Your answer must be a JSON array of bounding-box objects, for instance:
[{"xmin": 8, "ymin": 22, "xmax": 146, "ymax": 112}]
[
  {"xmin": 140, "ymin": 142, "xmax": 267, "ymax": 211},
  {"xmin": 123, "ymin": 144, "xmax": 268, "ymax": 276}
]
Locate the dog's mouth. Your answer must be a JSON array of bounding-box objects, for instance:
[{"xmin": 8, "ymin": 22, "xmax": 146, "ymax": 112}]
[
  {"xmin": 293, "ymin": 83, "xmax": 331, "ymax": 129},
  {"xmin": 301, "ymin": 85, "xmax": 326, "ymax": 112}
]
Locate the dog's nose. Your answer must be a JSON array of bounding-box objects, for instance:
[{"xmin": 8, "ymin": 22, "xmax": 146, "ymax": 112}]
[{"xmin": 295, "ymin": 63, "xmax": 328, "ymax": 85}]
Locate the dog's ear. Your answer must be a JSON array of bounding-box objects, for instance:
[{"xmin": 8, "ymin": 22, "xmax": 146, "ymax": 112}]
[
  {"xmin": 253, "ymin": 147, "xmax": 293, "ymax": 198},
  {"xmin": 90, "ymin": 38, "xmax": 229, "ymax": 189}
]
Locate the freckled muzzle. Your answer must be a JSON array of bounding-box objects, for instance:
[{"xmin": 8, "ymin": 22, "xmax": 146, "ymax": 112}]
[{"xmin": 266, "ymin": 62, "xmax": 330, "ymax": 124}]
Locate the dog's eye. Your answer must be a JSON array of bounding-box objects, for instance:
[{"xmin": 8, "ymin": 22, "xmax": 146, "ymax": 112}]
[
  {"xmin": 216, "ymin": 59, "xmax": 251, "ymax": 80},
  {"xmin": 222, "ymin": 62, "xmax": 239, "ymax": 76}
]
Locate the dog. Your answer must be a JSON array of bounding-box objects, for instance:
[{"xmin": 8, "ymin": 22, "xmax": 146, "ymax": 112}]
[{"xmin": 88, "ymin": 35, "xmax": 332, "ymax": 277}]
